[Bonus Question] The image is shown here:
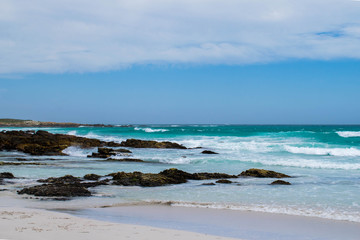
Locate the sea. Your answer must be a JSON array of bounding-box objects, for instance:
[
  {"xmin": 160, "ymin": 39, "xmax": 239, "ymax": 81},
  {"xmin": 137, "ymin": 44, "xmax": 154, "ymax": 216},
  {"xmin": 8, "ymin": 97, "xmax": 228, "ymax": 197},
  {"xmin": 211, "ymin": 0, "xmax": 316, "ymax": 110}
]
[{"xmin": 1, "ymin": 125, "xmax": 360, "ymax": 224}]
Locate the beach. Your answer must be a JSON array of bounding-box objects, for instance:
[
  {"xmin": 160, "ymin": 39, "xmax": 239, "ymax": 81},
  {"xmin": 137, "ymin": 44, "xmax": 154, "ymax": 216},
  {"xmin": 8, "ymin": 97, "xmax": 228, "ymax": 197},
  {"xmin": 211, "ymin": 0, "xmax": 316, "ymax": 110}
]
[
  {"xmin": 1, "ymin": 125, "xmax": 360, "ymax": 239},
  {"xmin": 0, "ymin": 207, "xmax": 240, "ymax": 240}
]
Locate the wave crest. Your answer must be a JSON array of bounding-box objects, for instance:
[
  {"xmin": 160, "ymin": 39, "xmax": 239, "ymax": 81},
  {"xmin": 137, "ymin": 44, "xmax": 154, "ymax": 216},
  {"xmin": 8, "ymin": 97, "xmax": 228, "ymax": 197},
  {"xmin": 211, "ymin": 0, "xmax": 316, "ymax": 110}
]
[
  {"xmin": 134, "ymin": 127, "xmax": 169, "ymax": 133},
  {"xmin": 336, "ymin": 131, "xmax": 360, "ymax": 138},
  {"xmin": 284, "ymin": 146, "xmax": 360, "ymax": 157}
]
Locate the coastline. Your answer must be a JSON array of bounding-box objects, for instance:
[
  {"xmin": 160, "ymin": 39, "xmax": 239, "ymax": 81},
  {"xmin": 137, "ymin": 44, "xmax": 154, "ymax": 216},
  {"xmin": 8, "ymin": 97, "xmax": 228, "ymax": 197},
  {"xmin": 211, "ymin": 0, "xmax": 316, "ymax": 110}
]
[{"xmin": 0, "ymin": 207, "xmax": 240, "ymax": 240}]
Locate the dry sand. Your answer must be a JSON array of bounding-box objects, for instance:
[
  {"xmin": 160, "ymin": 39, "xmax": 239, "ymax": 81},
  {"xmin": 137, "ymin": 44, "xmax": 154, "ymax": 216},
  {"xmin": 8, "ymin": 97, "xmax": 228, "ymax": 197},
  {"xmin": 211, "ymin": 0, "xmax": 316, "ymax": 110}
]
[{"xmin": 0, "ymin": 207, "xmax": 240, "ymax": 240}]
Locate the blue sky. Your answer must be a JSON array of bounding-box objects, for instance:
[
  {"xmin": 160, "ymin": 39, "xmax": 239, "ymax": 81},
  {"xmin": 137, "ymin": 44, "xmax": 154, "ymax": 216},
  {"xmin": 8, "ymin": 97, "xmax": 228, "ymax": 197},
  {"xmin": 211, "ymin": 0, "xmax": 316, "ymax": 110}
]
[{"xmin": 1, "ymin": 1, "xmax": 360, "ymax": 124}]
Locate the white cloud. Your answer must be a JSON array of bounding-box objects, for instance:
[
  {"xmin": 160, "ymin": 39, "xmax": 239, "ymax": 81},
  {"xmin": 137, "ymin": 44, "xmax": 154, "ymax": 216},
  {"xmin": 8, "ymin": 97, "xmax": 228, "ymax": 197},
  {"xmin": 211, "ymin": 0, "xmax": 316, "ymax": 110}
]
[{"xmin": 0, "ymin": 0, "xmax": 360, "ymax": 73}]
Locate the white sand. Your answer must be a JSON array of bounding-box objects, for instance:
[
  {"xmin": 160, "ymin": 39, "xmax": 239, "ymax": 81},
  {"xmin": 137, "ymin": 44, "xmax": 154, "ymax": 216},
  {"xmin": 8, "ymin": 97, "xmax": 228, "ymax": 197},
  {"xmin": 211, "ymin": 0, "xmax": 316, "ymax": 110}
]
[{"xmin": 0, "ymin": 207, "xmax": 240, "ymax": 240}]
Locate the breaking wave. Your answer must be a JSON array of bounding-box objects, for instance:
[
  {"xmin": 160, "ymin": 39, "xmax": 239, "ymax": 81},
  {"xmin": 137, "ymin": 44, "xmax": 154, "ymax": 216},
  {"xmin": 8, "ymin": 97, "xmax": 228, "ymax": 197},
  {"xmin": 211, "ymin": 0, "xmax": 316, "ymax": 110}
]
[
  {"xmin": 134, "ymin": 127, "xmax": 169, "ymax": 133},
  {"xmin": 336, "ymin": 131, "xmax": 360, "ymax": 138},
  {"xmin": 284, "ymin": 146, "xmax": 360, "ymax": 157}
]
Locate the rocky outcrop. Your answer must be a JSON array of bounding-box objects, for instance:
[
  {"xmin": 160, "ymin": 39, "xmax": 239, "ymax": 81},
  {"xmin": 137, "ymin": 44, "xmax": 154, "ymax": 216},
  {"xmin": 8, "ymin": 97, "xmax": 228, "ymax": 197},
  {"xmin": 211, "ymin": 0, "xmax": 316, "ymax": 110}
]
[
  {"xmin": 110, "ymin": 168, "xmax": 237, "ymax": 187},
  {"xmin": 216, "ymin": 179, "xmax": 232, "ymax": 184},
  {"xmin": 88, "ymin": 147, "xmax": 132, "ymax": 158},
  {"xmin": 270, "ymin": 180, "xmax": 291, "ymax": 185},
  {"xmin": 201, "ymin": 150, "xmax": 218, "ymax": 154},
  {"xmin": 84, "ymin": 174, "xmax": 101, "ymax": 180},
  {"xmin": 239, "ymin": 168, "xmax": 290, "ymax": 178},
  {"xmin": 120, "ymin": 139, "xmax": 187, "ymax": 149},
  {"xmin": 0, "ymin": 172, "xmax": 14, "ymax": 179},
  {"xmin": 18, "ymin": 174, "xmax": 108, "ymax": 197},
  {"xmin": 0, "ymin": 130, "xmax": 121, "ymax": 156},
  {"xmin": 18, "ymin": 184, "xmax": 91, "ymax": 197}
]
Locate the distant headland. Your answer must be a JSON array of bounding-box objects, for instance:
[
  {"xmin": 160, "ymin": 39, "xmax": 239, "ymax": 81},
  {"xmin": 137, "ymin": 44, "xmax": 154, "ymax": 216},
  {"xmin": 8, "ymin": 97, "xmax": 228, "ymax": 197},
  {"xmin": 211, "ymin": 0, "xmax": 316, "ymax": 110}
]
[{"xmin": 0, "ymin": 118, "xmax": 114, "ymax": 128}]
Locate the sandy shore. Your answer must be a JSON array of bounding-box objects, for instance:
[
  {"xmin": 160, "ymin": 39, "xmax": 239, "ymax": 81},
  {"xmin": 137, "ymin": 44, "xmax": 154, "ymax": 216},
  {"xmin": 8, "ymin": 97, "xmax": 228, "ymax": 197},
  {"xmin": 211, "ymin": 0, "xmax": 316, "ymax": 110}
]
[{"xmin": 0, "ymin": 207, "xmax": 239, "ymax": 240}]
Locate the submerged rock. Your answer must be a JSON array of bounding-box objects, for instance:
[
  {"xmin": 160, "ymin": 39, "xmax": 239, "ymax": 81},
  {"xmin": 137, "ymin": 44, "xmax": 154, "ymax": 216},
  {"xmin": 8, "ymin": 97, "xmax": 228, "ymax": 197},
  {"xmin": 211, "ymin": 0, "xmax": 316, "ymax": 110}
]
[
  {"xmin": 270, "ymin": 180, "xmax": 291, "ymax": 185},
  {"xmin": 104, "ymin": 158, "xmax": 144, "ymax": 162},
  {"xmin": 120, "ymin": 139, "xmax": 187, "ymax": 149},
  {"xmin": 0, "ymin": 161, "xmax": 48, "ymax": 166},
  {"xmin": 239, "ymin": 168, "xmax": 290, "ymax": 178},
  {"xmin": 159, "ymin": 168, "xmax": 237, "ymax": 181},
  {"xmin": 201, "ymin": 150, "xmax": 218, "ymax": 154},
  {"xmin": 216, "ymin": 179, "xmax": 232, "ymax": 184},
  {"xmin": 201, "ymin": 182, "xmax": 216, "ymax": 186}
]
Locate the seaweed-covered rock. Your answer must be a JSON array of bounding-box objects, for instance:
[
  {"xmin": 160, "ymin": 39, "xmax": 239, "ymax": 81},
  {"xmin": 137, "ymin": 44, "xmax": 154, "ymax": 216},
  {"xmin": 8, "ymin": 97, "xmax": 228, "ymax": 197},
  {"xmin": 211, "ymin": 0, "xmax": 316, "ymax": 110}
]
[
  {"xmin": 83, "ymin": 174, "xmax": 101, "ymax": 181},
  {"xmin": 191, "ymin": 172, "xmax": 237, "ymax": 180},
  {"xmin": 216, "ymin": 179, "xmax": 232, "ymax": 184},
  {"xmin": 88, "ymin": 147, "xmax": 132, "ymax": 158},
  {"xmin": 120, "ymin": 139, "xmax": 187, "ymax": 149},
  {"xmin": 159, "ymin": 168, "xmax": 194, "ymax": 182},
  {"xmin": 239, "ymin": 168, "xmax": 290, "ymax": 178},
  {"xmin": 0, "ymin": 130, "xmax": 121, "ymax": 156},
  {"xmin": 18, "ymin": 184, "xmax": 91, "ymax": 197},
  {"xmin": 270, "ymin": 180, "xmax": 291, "ymax": 185},
  {"xmin": 201, "ymin": 150, "xmax": 218, "ymax": 154},
  {"xmin": 201, "ymin": 182, "xmax": 216, "ymax": 186}
]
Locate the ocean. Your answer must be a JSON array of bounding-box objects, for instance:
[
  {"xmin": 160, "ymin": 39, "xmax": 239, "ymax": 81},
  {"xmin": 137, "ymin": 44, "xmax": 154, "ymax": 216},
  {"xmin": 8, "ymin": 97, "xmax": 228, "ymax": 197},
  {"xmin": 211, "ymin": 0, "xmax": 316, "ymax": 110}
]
[{"xmin": 1, "ymin": 125, "xmax": 360, "ymax": 223}]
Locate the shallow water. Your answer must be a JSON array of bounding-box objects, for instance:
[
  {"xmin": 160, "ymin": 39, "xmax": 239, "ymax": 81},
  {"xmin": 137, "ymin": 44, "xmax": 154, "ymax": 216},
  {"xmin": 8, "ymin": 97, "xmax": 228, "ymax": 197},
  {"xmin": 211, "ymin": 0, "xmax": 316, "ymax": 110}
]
[{"xmin": 1, "ymin": 125, "xmax": 360, "ymax": 222}]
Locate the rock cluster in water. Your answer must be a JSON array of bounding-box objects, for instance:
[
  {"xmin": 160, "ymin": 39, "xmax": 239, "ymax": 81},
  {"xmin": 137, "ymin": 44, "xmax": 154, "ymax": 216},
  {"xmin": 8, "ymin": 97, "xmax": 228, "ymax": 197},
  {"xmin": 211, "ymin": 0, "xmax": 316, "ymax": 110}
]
[
  {"xmin": 120, "ymin": 139, "xmax": 187, "ymax": 149},
  {"xmin": 87, "ymin": 147, "xmax": 132, "ymax": 158},
  {"xmin": 0, "ymin": 130, "xmax": 121, "ymax": 156},
  {"xmin": 239, "ymin": 168, "xmax": 291, "ymax": 178}
]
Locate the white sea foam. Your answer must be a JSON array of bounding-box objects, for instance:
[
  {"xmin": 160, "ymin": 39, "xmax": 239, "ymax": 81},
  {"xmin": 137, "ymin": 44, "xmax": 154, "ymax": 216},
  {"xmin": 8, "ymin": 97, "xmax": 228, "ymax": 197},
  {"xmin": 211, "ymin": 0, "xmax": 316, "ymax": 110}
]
[
  {"xmin": 62, "ymin": 146, "xmax": 92, "ymax": 157},
  {"xmin": 336, "ymin": 131, "xmax": 360, "ymax": 138},
  {"xmin": 284, "ymin": 146, "xmax": 360, "ymax": 157},
  {"xmin": 67, "ymin": 130, "xmax": 77, "ymax": 135},
  {"xmin": 134, "ymin": 127, "xmax": 169, "ymax": 133},
  {"xmin": 148, "ymin": 200, "xmax": 360, "ymax": 223}
]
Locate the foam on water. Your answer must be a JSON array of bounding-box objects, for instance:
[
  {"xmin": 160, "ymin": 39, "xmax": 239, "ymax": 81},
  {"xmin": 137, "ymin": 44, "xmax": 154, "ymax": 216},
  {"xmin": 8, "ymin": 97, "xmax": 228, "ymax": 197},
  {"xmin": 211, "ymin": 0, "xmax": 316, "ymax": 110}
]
[
  {"xmin": 62, "ymin": 146, "xmax": 94, "ymax": 157},
  {"xmin": 284, "ymin": 146, "xmax": 360, "ymax": 157},
  {"xmin": 134, "ymin": 127, "xmax": 169, "ymax": 133},
  {"xmin": 336, "ymin": 131, "xmax": 360, "ymax": 138}
]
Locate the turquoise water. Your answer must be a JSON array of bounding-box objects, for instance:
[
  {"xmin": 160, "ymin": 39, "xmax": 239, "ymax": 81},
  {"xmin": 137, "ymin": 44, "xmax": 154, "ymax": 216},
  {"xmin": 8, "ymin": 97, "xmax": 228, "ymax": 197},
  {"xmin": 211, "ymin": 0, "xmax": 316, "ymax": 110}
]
[{"xmin": 1, "ymin": 125, "xmax": 360, "ymax": 222}]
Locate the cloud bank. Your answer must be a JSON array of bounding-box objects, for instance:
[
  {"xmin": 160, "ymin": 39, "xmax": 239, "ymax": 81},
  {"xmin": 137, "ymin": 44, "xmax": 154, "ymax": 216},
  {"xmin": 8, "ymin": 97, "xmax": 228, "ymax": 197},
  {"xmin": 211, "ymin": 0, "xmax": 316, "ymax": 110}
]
[{"xmin": 1, "ymin": 0, "xmax": 360, "ymax": 73}]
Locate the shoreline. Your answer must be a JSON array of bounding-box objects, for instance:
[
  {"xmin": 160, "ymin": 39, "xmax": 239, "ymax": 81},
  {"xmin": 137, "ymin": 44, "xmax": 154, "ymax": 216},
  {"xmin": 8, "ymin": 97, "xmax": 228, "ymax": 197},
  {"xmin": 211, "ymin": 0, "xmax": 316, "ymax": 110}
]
[
  {"xmin": 59, "ymin": 204, "xmax": 360, "ymax": 240},
  {"xmin": 0, "ymin": 207, "xmax": 240, "ymax": 240}
]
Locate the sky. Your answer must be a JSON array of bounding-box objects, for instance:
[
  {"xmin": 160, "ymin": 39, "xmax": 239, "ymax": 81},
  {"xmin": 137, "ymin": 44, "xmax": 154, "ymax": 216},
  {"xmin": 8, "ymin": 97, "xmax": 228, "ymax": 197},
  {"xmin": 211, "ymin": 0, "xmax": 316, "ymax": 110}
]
[{"xmin": 1, "ymin": 0, "xmax": 360, "ymax": 124}]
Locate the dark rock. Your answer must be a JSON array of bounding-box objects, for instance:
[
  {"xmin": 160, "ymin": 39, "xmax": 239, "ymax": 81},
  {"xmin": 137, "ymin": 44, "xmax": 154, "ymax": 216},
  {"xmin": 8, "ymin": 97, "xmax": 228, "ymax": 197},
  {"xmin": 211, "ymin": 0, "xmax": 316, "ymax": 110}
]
[
  {"xmin": 80, "ymin": 179, "xmax": 109, "ymax": 188},
  {"xmin": 0, "ymin": 130, "xmax": 121, "ymax": 156},
  {"xmin": 38, "ymin": 175, "xmax": 81, "ymax": 184},
  {"xmin": 0, "ymin": 161, "xmax": 48, "ymax": 166},
  {"xmin": 112, "ymin": 171, "xmax": 182, "ymax": 187},
  {"xmin": 0, "ymin": 172, "xmax": 15, "ymax": 179},
  {"xmin": 159, "ymin": 168, "xmax": 193, "ymax": 182},
  {"xmin": 83, "ymin": 174, "xmax": 101, "ymax": 180},
  {"xmin": 239, "ymin": 168, "xmax": 290, "ymax": 178},
  {"xmin": 18, "ymin": 184, "xmax": 91, "ymax": 197},
  {"xmin": 87, "ymin": 147, "xmax": 131, "ymax": 158},
  {"xmin": 191, "ymin": 172, "xmax": 237, "ymax": 180},
  {"xmin": 201, "ymin": 150, "xmax": 218, "ymax": 154},
  {"xmin": 113, "ymin": 148, "xmax": 132, "ymax": 153},
  {"xmin": 216, "ymin": 179, "xmax": 232, "ymax": 184},
  {"xmin": 270, "ymin": 180, "xmax": 291, "ymax": 185},
  {"xmin": 201, "ymin": 182, "xmax": 216, "ymax": 186},
  {"xmin": 105, "ymin": 158, "xmax": 144, "ymax": 162},
  {"xmin": 120, "ymin": 139, "xmax": 187, "ymax": 149}
]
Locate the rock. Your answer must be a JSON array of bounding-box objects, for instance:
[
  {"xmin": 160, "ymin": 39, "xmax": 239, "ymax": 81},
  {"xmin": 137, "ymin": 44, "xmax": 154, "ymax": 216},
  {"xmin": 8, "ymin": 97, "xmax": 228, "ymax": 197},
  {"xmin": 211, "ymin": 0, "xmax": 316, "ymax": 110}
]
[
  {"xmin": 38, "ymin": 175, "xmax": 81, "ymax": 184},
  {"xmin": 0, "ymin": 172, "xmax": 15, "ymax": 179},
  {"xmin": 120, "ymin": 139, "xmax": 187, "ymax": 149},
  {"xmin": 0, "ymin": 161, "xmax": 48, "ymax": 166},
  {"xmin": 104, "ymin": 158, "xmax": 144, "ymax": 162},
  {"xmin": 201, "ymin": 183, "xmax": 216, "ymax": 186},
  {"xmin": 0, "ymin": 130, "xmax": 122, "ymax": 156},
  {"xmin": 191, "ymin": 172, "xmax": 237, "ymax": 180},
  {"xmin": 112, "ymin": 172, "xmax": 182, "ymax": 187},
  {"xmin": 88, "ymin": 147, "xmax": 132, "ymax": 158},
  {"xmin": 270, "ymin": 180, "xmax": 291, "ymax": 185},
  {"xmin": 239, "ymin": 168, "xmax": 290, "ymax": 178},
  {"xmin": 159, "ymin": 168, "xmax": 194, "ymax": 182},
  {"xmin": 201, "ymin": 150, "xmax": 218, "ymax": 154},
  {"xmin": 18, "ymin": 184, "xmax": 91, "ymax": 197},
  {"xmin": 83, "ymin": 174, "xmax": 101, "ymax": 181},
  {"xmin": 216, "ymin": 179, "xmax": 232, "ymax": 184}
]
